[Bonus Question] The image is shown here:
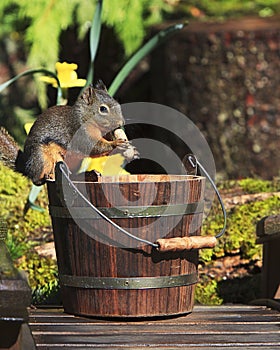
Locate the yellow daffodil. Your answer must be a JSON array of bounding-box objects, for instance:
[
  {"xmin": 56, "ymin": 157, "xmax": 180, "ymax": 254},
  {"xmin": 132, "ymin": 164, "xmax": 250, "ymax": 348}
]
[
  {"xmin": 40, "ymin": 62, "xmax": 86, "ymax": 88},
  {"xmin": 79, "ymin": 154, "xmax": 130, "ymax": 176}
]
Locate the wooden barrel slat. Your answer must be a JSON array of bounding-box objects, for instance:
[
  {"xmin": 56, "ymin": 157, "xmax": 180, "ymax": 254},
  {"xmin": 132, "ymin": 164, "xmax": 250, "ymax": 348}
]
[{"xmin": 48, "ymin": 174, "xmax": 205, "ymax": 317}]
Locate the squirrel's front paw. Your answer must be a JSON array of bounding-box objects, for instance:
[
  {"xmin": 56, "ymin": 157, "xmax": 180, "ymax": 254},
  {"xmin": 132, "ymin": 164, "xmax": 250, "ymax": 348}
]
[
  {"xmin": 115, "ymin": 141, "xmax": 140, "ymax": 161},
  {"xmin": 112, "ymin": 128, "xmax": 140, "ymax": 161}
]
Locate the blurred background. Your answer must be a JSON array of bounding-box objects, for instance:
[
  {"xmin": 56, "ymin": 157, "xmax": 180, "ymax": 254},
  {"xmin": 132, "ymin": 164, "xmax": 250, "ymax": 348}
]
[{"xmin": 0, "ymin": 0, "xmax": 280, "ymax": 179}]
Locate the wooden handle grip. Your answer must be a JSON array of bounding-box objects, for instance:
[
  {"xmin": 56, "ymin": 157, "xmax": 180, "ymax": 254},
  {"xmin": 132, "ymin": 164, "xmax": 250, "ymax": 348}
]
[{"xmin": 156, "ymin": 236, "xmax": 217, "ymax": 252}]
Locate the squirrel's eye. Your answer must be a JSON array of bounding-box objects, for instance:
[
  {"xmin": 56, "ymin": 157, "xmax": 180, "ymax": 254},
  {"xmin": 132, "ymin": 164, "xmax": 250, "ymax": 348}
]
[{"xmin": 99, "ymin": 104, "xmax": 109, "ymax": 115}]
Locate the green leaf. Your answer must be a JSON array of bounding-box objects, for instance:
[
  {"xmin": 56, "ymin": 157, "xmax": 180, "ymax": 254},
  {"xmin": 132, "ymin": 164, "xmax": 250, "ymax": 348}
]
[
  {"xmin": 0, "ymin": 68, "xmax": 62, "ymax": 105},
  {"xmin": 24, "ymin": 185, "xmax": 45, "ymax": 214},
  {"xmin": 86, "ymin": 0, "xmax": 103, "ymax": 86},
  {"xmin": 108, "ymin": 22, "xmax": 187, "ymax": 97}
]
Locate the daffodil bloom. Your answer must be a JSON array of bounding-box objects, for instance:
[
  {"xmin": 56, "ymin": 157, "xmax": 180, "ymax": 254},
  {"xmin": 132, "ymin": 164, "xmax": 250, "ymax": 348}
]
[
  {"xmin": 24, "ymin": 122, "xmax": 33, "ymax": 134},
  {"xmin": 40, "ymin": 62, "xmax": 86, "ymax": 88},
  {"xmin": 79, "ymin": 154, "xmax": 130, "ymax": 176}
]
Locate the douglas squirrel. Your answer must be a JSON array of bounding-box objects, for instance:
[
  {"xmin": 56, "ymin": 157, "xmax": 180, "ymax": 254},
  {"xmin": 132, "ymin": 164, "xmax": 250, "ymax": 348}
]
[{"xmin": 0, "ymin": 81, "xmax": 138, "ymax": 185}]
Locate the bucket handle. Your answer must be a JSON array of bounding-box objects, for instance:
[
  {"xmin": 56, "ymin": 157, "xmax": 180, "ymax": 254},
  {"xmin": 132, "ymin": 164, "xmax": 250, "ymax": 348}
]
[{"xmin": 56, "ymin": 156, "xmax": 226, "ymax": 252}]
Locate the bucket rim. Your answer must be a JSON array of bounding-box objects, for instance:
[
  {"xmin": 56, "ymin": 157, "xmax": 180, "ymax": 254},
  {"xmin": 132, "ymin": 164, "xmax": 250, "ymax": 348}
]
[{"xmin": 72, "ymin": 174, "xmax": 206, "ymax": 185}]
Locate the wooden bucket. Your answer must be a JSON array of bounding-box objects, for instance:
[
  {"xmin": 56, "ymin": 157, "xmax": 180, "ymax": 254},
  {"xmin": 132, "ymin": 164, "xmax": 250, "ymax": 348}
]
[{"xmin": 47, "ymin": 165, "xmax": 208, "ymax": 318}]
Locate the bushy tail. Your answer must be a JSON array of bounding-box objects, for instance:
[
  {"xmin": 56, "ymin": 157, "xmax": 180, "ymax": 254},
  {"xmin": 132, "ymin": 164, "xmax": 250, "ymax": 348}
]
[{"xmin": 0, "ymin": 127, "xmax": 25, "ymax": 173}]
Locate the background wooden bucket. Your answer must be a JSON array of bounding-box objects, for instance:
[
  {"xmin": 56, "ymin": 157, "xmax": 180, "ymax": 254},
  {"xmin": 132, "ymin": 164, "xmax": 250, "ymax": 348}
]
[{"xmin": 47, "ymin": 173, "xmax": 205, "ymax": 318}]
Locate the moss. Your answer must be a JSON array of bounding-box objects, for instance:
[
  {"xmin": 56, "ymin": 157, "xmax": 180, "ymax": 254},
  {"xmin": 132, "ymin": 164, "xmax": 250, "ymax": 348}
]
[
  {"xmin": 16, "ymin": 252, "xmax": 59, "ymax": 304},
  {"xmin": 201, "ymin": 188, "xmax": 280, "ymax": 263},
  {"xmin": 195, "ymin": 278, "xmax": 223, "ymax": 305},
  {"xmin": 216, "ymin": 177, "xmax": 280, "ymax": 193},
  {"xmin": 0, "ymin": 163, "xmax": 55, "ymax": 304},
  {"xmin": 197, "ymin": 177, "xmax": 280, "ymax": 305},
  {"xmin": 239, "ymin": 178, "xmax": 280, "ymax": 194}
]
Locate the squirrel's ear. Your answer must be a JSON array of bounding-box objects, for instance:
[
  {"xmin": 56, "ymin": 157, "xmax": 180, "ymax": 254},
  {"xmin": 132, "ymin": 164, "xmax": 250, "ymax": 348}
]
[
  {"xmin": 95, "ymin": 80, "xmax": 107, "ymax": 92},
  {"xmin": 80, "ymin": 85, "xmax": 96, "ymax": 105}
]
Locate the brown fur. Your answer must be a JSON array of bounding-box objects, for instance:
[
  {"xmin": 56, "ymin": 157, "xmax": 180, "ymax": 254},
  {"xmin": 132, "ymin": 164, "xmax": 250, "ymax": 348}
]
[
  {"xmin": 0, "ymin": 127, "xmax": 20, "ymax": 168},
  {"xmin": 40, "ymin": 143, "xmax": 66, "ymax": 181}
]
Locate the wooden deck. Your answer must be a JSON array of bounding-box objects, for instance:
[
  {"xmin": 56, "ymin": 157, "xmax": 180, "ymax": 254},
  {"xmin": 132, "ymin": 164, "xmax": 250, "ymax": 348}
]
[{"xmin": 29, "ymin": 304, "xmax": 280, "ymax": 349}]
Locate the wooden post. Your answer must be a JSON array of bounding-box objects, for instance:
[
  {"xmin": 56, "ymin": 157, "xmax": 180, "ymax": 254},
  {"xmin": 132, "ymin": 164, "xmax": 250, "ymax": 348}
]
[
  {"xmin": 0, "ymin": 220, "xmax": 36, "ymax": 350},
  {"xmin": 256, "ymin": 215, "xmax": 280, "ymax": 300}
]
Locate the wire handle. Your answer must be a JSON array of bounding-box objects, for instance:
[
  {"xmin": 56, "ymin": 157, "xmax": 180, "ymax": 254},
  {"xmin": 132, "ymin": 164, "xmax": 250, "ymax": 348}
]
[
  {"xmin": 57, "ymin": 162, "xmax": 158, "ymax": 248},
  {"xmin": 188, "ymin": 155, "xmax": 227, "ymax": 239},
  {"xmin": 55, "ymin": 155, "xmax": 226, "ymax": 250}
]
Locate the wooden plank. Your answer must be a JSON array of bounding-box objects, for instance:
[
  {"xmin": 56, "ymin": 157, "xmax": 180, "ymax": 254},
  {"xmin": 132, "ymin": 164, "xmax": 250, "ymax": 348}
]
[
  {"xmin": 30, "ymin": 321, "xmax": 280, "ymax": 334},
  {"xmin": 29, "ymin": 305, "xmax": 280, "ymax": 349},
  {"xmin": 32, "ymin": 333, "xmax": 280, "ymax": 347},
  {"xmin": 29, "ymin": 305, "xmax": 280, "ymax": 324}
]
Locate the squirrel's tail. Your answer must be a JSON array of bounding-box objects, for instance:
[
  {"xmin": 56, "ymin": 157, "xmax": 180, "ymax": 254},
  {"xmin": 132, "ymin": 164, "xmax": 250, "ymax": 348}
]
[{"xmin": 0, "ymin": 127, "xmax": 26, "ymax": 174}]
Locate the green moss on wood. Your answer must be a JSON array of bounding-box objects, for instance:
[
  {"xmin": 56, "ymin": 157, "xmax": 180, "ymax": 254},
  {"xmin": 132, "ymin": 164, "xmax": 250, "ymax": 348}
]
[{"xmin": 0, "ymin": 163, "xmax": 55, "ymax": 303}]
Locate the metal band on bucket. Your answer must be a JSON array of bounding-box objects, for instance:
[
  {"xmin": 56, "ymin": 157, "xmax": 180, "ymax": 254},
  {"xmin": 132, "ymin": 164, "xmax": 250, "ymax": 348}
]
[
  {"xmin": 59, "ymin": 273, "xmax": 198, "ymax": 290},
  {"xmin": 49, "ymin": 202, "xmax": 204, "ymax": 219}
]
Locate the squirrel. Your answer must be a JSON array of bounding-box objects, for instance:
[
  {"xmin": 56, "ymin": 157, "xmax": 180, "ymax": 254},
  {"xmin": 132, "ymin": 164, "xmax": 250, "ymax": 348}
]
[{"xmin": 0, "ymin": 80, "xmax": 133, "ymax": 185}]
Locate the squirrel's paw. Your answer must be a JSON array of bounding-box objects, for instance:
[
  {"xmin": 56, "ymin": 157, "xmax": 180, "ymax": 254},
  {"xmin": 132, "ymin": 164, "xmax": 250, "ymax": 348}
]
[
  {"xmin": 112, "ymin": 128, "xmax": 140, "ymax": 161},
  {"xmin": 115, "ymin": 141, "xmax": 140, "ymax": 161}
]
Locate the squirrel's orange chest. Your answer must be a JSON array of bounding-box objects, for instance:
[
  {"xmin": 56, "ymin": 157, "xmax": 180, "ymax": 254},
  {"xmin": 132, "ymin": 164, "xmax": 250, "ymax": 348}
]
[
  {"xmin": 83, "ymin": 121, "xmax": 103, "ymax": 141},
  {"xmin": 40, "ymin": 143, "xmax": 66, "ymax": 181}
]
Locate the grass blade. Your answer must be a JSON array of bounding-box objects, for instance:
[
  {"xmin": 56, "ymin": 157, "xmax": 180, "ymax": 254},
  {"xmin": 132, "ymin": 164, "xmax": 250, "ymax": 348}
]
[
  {"xmin": 108, "ymin": 22, "xmax": 187, "ymax": 97},
  {"xmin": 0, "ymin": 68, "xmax": 62, "ymax": 105},
  {"xmin": 86, "ymin": 0, "xmax": 103, "ymax": 86}
]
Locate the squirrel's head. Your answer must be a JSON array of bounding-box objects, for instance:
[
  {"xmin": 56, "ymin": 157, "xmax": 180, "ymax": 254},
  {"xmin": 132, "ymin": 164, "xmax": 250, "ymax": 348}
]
[{"xmin": 76, "ymin": 80, "xmax": 124, "ymax": 133}]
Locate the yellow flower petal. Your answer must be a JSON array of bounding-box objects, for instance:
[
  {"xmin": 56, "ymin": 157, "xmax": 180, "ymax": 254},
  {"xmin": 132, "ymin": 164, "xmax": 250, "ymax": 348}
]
[
  {"xmin": 60, "ymin": 79, "xmax": 87, "ymax": 88},
  {"xmin": 39, "ymin": 76, "xmax": 58, "ymax": 87},
  {"xmin": 56, "ymin": 62, "xmax": 78, "ymax": 71},
  {"xmin": 24, "ymin": 122, "xmax": 34, "ymax": 134},
  {"xmin": 79, "ymin": 154, "xmax": 130, "ymax": 176},
  {"xmin": 40, "ymin": 62, "xmax": 86, "ymax": 88}
]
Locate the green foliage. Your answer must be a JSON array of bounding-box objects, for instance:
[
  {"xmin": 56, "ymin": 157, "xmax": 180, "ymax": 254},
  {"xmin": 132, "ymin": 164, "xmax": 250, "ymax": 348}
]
[
  {"xmin": 195, "ymin": 278, "xmax": 223, "ymax": 305},
  {"xmin": 102, "ymin": 0, "xmax": 174, "ymax": 56},
  {"xmin": 239, "ymin": 178, "xmax": 279, "ymax": 194},
  {"xmin": 17, "ymin": 252, "xmax": 59, "ymax": 304},
  {"xmin": 5, "ymin": 231, "xmax": 31, "ymax": 260},
  {"xmin": 197, "ymin": 177, "xmax": 279, "ymax": 305},
  {"xmin": 225, "ymin": 196, "xmax": 279, "ymax": 257},
  {"xmin": 0, "ymin": 163, "xmax": 56, "ymax": 303},
  {"xmin": 201, "ymin": 189, "xmax": 279, "ymax": 263},
  {"xmin": 0, "ymin": 0, "xmax": 173, "ymax": 70},
  {"xmin": 181, "ymin": 0, "xmax": 280, "ymax": 19},
  {"xmin": 0, "ymin": 163, "xmax": 51, "ymax": 242}
]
